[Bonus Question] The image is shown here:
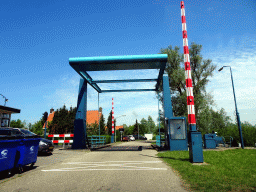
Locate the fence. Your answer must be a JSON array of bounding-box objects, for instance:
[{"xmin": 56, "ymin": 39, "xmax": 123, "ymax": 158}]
[
  {"xmin": 156, "ymin": 134, "xmax": 165, "ymax": 147},
  {"xmin": 88, "ymin": 135, "xmax": 106, "ymax": 148}
]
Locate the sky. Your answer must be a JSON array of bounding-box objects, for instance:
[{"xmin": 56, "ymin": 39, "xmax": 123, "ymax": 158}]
[{"xmin": 1, "ymin": 0, "xmax": 255, "ymax": 127}]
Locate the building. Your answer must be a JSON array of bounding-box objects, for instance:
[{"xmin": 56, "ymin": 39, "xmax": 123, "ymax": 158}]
[
  {"xmin": 0, "ymin": 105, "xmax": 21, "ymax": 127},
  {"xmin": 42, "ymin": 107, "xmax": 123, "ymax": 132},
  {"xmin": 43, "ymin": 108, "xmax": 103, "ymax": 129}
]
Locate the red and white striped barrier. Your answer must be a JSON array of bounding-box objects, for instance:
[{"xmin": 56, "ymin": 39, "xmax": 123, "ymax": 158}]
[
  {"xmin": 112, "ymin": 98, "xmax": 114, "ymax": 135},
  {"xmin": 48, "ymin": 134, "xmax": 74, "ymax": 144},
  {"xmin": 181, "ymin": 1, "xmax": 197, "ymax": 130}
]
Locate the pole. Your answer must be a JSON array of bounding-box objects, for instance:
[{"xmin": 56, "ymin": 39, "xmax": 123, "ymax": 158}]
[
  {"xmin": 44, "ymin": 121, "xmax": 47, "ymax": 139},
  {"xmin": 158, "ymin": 94, "xmax": 160, "ymax": 136},
  {"xmin": 229, "ymin": 67, "xmax": 244, "ymax": 149},
  {"xmin": 111, "ymin": 98, "xmax": 114, "ymax": 143},
  {"xmin": 181, "ymin": 1, "xmax": 203, "ymax": 163},
  {"xmin": 181, "ymin": 1, "xmax": 196, "ymax": 131},
  {"xmin": 98, "ymin": 93, "xmax": 100, "ymax": 137},
  {"xmin": 138, "ymin": 123, "xmax": 139, "ymax": 140}
]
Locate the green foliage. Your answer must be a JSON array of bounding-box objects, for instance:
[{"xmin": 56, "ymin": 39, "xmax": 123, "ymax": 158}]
[
  {"xmin": 30, "ymin": 120, "xmax": 44, "ymax": 136},
  {"xmin": 106, "ymin": 110, "xmax": 116, "ymax": 136},
  {"xmin": 216, "ymin": 122, "xmax": 256, "ymax": 147},
  {"xmin": 124, "ymin": 125, "xmax": 134, "ymax": 135},
  {"xmin": 147, "ymin": 116, "xmax": 155, "ymax": 133},
  {"xmin": 160, "ymin": 43, "xmax": 216, "ymax": 128},
  {"xmin": 140, "ymin": 118, "xmax": 148, "ymax": 132},
  {"xmin": 87, "ymin": 121, "xmax": 100, "ymax": 135},
  {"xmin": 10, "ymin": 119, "xmax": 24, "ymax": 128},
  {"xmin": 48, "ymin": 105, "xmax": 77, "ymax": 134},
  {"xmin": 99, "ymin": 113, "xmax": 106, "ymax": 135},
  {"xmin": 157, "ymin": 149, "xmax": 256, "ymax": 191},
  {"xmin": 107, "ymin": 110, "xmax": 112, "ymax": 135}
]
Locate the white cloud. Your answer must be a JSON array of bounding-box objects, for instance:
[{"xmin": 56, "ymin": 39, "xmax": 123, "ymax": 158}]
[{"xmin": 206, "ymin": 34, "xmax": 256, "ymax": 125}]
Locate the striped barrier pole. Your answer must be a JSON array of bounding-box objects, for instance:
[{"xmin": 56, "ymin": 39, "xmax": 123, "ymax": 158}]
[
  {"xmin": 181, "ymin": 1, "xmax": 196, "ymax": 131},
  {"xmin": 111, "ymin": 98, "xmax": 114, "ymax": 143}
]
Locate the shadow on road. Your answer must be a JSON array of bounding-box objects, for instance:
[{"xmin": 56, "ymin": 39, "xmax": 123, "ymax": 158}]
[
  {"xmin": 37, "ymin": 152, "xmax": 53, "ymax": 157},
  {"xmin": 139, "ymin": 154, "xmax": 190, "ymax": 162}
]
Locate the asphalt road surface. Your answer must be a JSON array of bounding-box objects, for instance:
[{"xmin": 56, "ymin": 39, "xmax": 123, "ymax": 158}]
[{"xmin": 0, "ymin": 141, "xmax": 189, "ymax": 192}]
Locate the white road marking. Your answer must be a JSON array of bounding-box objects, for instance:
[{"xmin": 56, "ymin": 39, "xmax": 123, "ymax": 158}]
[
  {"xmin": 42, "ymin": 168, "xmax": 167, "ymax": 171},
  {"xmin": 63, "ymin": 161, "xmax": 162, "ymax": 164},
  {"xmin": 41, "ymin": 161, "xmax": 167, "ymax": 172}
]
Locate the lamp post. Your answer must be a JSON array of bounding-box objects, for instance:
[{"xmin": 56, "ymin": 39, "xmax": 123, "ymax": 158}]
[
  {"xmin": 115, "ymin": 115, "xmax": 126, "ymax": 142},
  {"xmin": 218, "ymin": 66, "xmax": 244, "ymax": 149},
  {"xmin": 0, "ymin": 94, "xmax": 8, "ymax": 106}
]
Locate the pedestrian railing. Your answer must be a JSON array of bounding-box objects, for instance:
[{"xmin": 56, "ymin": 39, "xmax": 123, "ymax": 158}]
[
  {"xmin": 88, "ymin": 135, "xmax": 106, "ymax": 148},
  {"xmin": 223, "ymin": 136, "xmax": 233, "ymax": 147},
  {"xmin": 156, "ymin": 135, "xmax": 165, "ymax": 147}
]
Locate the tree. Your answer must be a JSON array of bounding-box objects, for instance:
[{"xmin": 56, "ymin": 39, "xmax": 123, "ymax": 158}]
[
  {"xmin": 107, "ymin": 110, "xmax": 115, "ymax": 135},
  {"xmin": 48, "ymin": 105, "xmax": 77, "ymax": 134},
  {"xmin": 30, "ymin": 120, "xmax": 44, "ymax": 136},
  {"xmin": 158, "ymin": 43, "xmax": 217, "ymax": 133},
  {"xmin": 10, "ymin": 119, "xmax": 24, "ymax": 128},
  {"xmin": 140, "ymin": 118, "xmax": 148, "ymax": 133},
  {"xmin": 99, "ymin": 113, "xmax": 106, "ymax": 135},
  {"xmin": 134, "ymin": 119, "xmax": 139, "ymax": 135},
  {"xmin": 147, "ymin": 116, "xmax": 155, "ymax": 133}
]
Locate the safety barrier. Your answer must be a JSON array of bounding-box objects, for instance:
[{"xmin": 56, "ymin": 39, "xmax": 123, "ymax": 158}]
[
  {"xmin": 48, "ymin": 134, "xmax": 107, "ymax": 149},
  {"xmin": 48, "ymin": 134, "xmax": 74, "ymax": 148}
]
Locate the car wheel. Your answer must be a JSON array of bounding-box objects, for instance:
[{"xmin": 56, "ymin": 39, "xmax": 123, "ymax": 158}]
[
  {"xmin": 30, "ymin": 163, "xmax": 35, "ymax": 169},
  {"xmin": 18, "ymin": 166, "xmax": 23, "ymax": 174}
]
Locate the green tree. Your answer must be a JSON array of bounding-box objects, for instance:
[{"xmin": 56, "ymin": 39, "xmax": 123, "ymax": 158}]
[
  {"xmin": 140, "ymin": 118, "xmax": 148, "ymax": 133},
  {"xmin": 30, "ymin": 120, "xmax": 44, "ymax": 136},
  {"xmin": 107, "ymin": 110, "xmax": 115, "ymax": 135},
  {"xmin": 158, "ymin": 43, "xmax": 217, "ymax": 133},
  {"xmin": 147, "ymin": 116, "xmax": 155, "ymax": 133},
  {"xmin": 10, "ymin": 119, "xmax": 24, "ymax": 128},
  {"xmin": 133, "ymin": 119, "xmax": 139, "ymax": 135},
  {"xmin": 99, "ymin": 113, "xmax": 106, "ymax": 135}
]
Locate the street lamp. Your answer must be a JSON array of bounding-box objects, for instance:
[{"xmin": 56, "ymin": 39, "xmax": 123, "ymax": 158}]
[
  {"xmin": 115, "ymin": 115, "xmax": 126, "ymax": 142},
  {"xmin": 218, "ymin": 66, "xmax": 244, "ymax": 149},
  {"xmin": 0, "ymin": 94, "xmax": 8, "ymax": 106}
]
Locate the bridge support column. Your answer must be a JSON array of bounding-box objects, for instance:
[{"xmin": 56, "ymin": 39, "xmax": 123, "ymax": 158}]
[
  {"xmin": 162, "ymin": 73, "xmax": 173, "ymax": 149},
  {"xmin": 72, "ymin": 78, "xmax": 88, "ymax": 149}
]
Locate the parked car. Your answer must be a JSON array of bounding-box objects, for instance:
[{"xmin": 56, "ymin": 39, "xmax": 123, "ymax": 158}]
[
  {"xmin": 122, "ymin": 135, "xmax": 129, "ymax": 141},
  {"xmin": 0, "ymin": 128, "xmax": 54, "ymax": 154},
  {"xmin": 133, "ymin": 135, "xmax": 147, "ymax": 140},
  {"xmin": 128, "ymin": 135, "xmax": 135, "ymax": 141},
  {"xmin": 38, "ymin": 138, "xmax": 54, "ymax": 154}
]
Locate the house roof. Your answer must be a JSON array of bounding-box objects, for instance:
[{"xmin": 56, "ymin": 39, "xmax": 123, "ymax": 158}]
[
  {"xmin": 115, "ymin": 126, "xmax": 123, "ymax": 130},
  {"xmin": 43, "ymin": 110, "xmax": 102, "ymax": 128},
  {"xmin": 0, "ymin": 105, "xmax": 20, "ymax": 114},
  {"xmin": 86, "ymin": 110, "xmax": 102, "ymax": 125}
]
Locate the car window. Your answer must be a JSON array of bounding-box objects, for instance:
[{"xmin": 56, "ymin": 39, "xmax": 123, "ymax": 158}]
[
  {"xmin": 0, "ymin": 130, "xmax": 11, "ymax": 135},
  {"xmin": 20, "ymin": 129, "xmax": 36, "ymax": 135},
  {"xmin": 12, "ymin": 130, "xmax": 23, "ymax": 135}
]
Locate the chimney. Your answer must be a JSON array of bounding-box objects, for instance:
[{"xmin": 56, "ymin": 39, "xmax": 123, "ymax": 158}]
[
  {"xmin": 50, "ymin": 108, "xmax": 54, "ymax": 113},
  {"xmin": 99, "ymin": 107, "xmax": 102, "ymax": 113}
]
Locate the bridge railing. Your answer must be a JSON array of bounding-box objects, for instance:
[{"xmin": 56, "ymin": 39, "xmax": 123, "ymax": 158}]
[
  {"xmin": 88, "ymin": 135, "xmax": 106, "ymax": 148},
  {"xmin": 156, "ymin": 134, "xmax": 165, "ymax": 147}
]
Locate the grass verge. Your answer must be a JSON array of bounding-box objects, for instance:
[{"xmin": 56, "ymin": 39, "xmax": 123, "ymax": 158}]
[{"xmin": 157, "ymin": 149, "xmax": 256, "ymax": 192}]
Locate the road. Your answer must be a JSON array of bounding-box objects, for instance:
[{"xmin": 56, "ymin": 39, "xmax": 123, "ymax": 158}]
[{"xmin": 0, "ymin": 141, "xmax": 189, "ymax": 192}]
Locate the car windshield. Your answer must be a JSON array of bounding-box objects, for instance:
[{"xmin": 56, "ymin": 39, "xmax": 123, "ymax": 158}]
[{"xmin": 20, "ymin": 129, "xmax": 37, "ymax": 135}]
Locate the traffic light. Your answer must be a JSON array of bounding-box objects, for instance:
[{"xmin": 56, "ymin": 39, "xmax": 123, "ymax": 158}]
[{"xmin": 43, "ymin": 112, "xmax": 48, "ymax": 122}]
